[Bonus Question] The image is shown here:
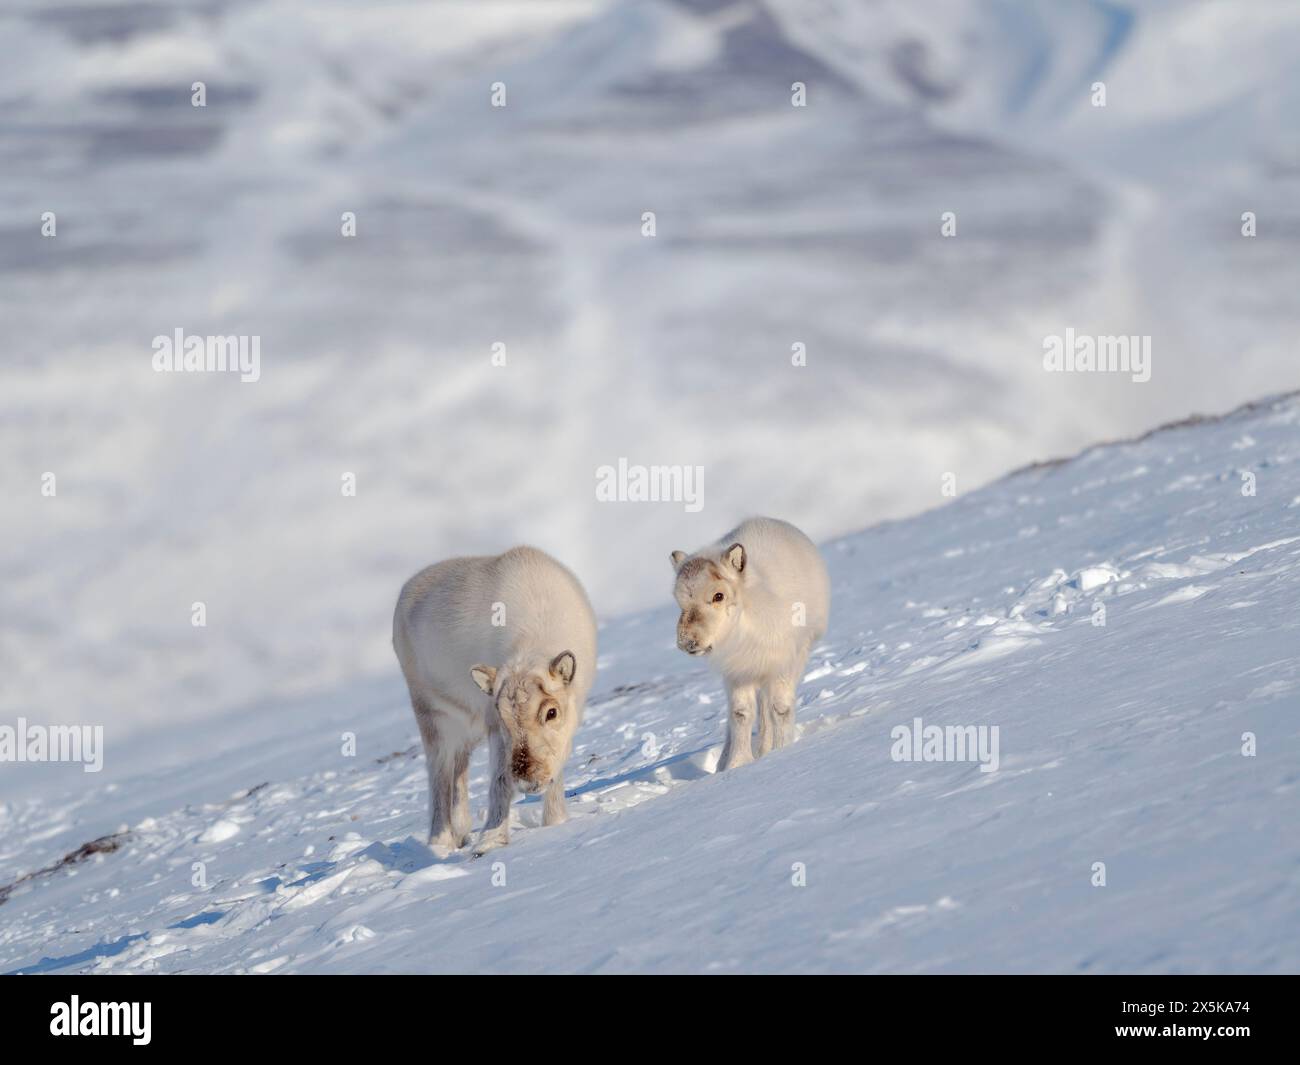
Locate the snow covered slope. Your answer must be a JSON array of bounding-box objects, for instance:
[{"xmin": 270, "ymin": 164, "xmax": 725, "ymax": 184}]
[{"xmin": 3, "ymin": 393, "xmax": 1298, "ymax": 974}]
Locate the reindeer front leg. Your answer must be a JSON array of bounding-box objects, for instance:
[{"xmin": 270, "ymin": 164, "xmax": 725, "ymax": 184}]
[
  {"xmin": 718, "ymin": 682, "xmax": 757, "ymax": 772},
  {"xmin": 542, "ymin": 772, "xmax": 568, "ymax": 827},
  {"xmin": 755, "ymin": 688, "xmax": 774, "ymax": 758},
  {"xmin": 473, "ymin": 726, "xmax": 513, "ymax": 856},
  {"xmin": 766, "ymin": 672, "xmax": 799, "ymax": 750}
]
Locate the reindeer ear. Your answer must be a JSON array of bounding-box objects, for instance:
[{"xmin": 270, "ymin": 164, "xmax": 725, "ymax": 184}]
[
  {"xmin": 725, "ymin": 543, "xmax": 746, "ymax": 573},
  {"xmin": 670, "ymin": 550, "xmax": 687, "ymax": 571},
  {"xmin": 470, "ymin": 665, "xmax": 497, "ymax": 695},
  {"xmin": 550, "ymin": 651, "xmax": 576, "ymax": 686}
]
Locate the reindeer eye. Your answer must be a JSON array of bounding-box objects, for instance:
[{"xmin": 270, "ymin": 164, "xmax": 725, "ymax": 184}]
[
  {"xmin": 545, "ymin": 706, "xmax": 558, "ymax": 722},
  {"xmin": 712, "ymin": 592, "xmax": 724, "ymax": 603}
]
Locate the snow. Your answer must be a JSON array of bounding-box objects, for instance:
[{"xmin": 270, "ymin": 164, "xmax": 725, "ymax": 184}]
[{"xmin": 2, "ymin": 393, "xmax": 1298, "ymax": 973}]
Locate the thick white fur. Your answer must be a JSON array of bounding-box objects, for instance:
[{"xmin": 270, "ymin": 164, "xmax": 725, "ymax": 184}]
[
  {"xmin": 671, "ymin": 517, "xmax": 829, "ymax": 771},
  {"xmin": 392, "ymin": 546, "xmax": 597, "ymax": 856}
]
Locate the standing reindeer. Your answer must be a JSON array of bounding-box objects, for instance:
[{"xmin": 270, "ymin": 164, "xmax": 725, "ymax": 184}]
[
  {"xmin": 670, "ymin": 517, "xmax": 829, "ymax": 771},
  {"xmin": 393, "ymin": 546, "xmax": 597, "ymax": 855}
]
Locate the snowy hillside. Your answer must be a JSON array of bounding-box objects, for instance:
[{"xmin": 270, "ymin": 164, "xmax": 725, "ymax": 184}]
[{"xmin": 3, "ymin": 393, "xmax": 1298, "ymax": 974}]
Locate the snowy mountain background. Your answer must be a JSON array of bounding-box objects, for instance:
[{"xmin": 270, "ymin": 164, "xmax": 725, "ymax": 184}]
[
  {"xmin": 3, "ymin": 0, "xmax": 1299, "ymax": 744},
  {"xmin": 1, "ymin": 0, "xmax": 1298, "ymax": 972}
]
